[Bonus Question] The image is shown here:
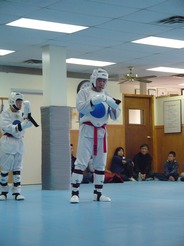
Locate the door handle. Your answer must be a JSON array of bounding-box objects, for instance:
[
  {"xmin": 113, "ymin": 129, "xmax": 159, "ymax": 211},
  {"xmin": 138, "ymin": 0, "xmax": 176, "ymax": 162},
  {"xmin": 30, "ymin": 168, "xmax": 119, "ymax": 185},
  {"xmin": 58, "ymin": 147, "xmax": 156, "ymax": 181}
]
[{"xmin": 147, "ymin": 136, "xmax": 151, "ymax": 139}]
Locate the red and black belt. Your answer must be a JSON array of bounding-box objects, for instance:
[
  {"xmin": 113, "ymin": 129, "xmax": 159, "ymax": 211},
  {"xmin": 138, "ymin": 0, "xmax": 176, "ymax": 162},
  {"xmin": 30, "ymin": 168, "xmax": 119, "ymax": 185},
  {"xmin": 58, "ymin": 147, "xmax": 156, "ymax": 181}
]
[{"xmin": 83, "ymin": 121, "xmax": 107, "ymax": 156}]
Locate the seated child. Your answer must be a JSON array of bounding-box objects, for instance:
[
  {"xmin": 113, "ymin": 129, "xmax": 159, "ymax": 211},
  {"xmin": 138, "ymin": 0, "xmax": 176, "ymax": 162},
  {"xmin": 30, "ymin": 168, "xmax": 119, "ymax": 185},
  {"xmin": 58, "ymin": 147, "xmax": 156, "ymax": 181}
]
[{"xmin": 154, "ymin": 151, "xmax": 179, "ymax": 181}]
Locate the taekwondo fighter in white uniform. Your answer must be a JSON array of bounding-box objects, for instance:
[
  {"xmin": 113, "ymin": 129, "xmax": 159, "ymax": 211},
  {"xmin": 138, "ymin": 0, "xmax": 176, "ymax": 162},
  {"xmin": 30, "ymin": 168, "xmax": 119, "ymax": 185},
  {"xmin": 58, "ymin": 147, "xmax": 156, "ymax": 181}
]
[
  {"xmin": 70, "ymin": 68, "xmax": 121, "ymax": 203},
  {"xmin": 0, "ymin": 92, "xmax": 33, "ymax": 201}
]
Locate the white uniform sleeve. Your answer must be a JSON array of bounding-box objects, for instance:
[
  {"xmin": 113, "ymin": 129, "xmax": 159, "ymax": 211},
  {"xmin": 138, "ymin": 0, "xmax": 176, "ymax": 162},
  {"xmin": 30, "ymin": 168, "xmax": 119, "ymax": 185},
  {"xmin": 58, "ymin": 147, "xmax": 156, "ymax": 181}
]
[
  {"xmin": 109, "ymin": 107, "xmax": 121, "ymax": 120},
  {"xmin": 76, "ymin": 89, "xmax": 94, "ymax": 114},
  {"xmin": 0, "ymin": 111, "xmax": 24, "ymax": 138},
  {"xmin": 104, "ymin": 92, "xmax": 121, "ymax": 120}
]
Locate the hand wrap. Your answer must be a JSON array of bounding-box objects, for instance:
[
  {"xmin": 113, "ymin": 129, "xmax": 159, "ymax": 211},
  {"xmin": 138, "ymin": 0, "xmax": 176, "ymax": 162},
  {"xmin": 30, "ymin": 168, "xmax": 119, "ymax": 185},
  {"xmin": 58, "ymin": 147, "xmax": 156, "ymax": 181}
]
[
  {"xmin": 91, "ymin": 94, "xmax": 106, "ymax": 106},
  {"xmin": 106, "ymin": 96, "xmax": 119, "ymax": 109},
  {"xmin": 17, "ymin": 119, "xmax": 32, "ymax": 132}
]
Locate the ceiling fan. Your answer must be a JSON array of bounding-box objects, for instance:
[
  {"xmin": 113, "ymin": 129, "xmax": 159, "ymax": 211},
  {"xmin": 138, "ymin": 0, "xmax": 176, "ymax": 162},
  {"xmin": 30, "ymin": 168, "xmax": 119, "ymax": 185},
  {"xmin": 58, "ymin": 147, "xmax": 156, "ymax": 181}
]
[
  {"xmin": 118, "ymin": 66, "xmax": 157, "ymax": 84},
  {"xmin": 171, "ymin": 74, "xmax": 184, "ymax": 78}
]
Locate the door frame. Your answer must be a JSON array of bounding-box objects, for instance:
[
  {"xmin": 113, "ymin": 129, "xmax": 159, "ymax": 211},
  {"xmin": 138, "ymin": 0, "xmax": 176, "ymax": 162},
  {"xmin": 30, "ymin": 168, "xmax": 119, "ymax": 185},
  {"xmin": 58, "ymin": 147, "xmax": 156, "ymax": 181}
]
[{"xmin": 122, "ymin": 94, "xmax": 157, "ymax": 171}]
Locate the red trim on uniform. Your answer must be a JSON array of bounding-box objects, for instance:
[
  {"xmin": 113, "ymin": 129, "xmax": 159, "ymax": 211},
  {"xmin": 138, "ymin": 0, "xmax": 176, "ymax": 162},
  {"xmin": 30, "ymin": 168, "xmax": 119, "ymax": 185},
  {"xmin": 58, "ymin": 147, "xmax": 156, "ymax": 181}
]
[
  {"xmin": 94, "ymin": 127, "xmax": 97, "ymax": 155},
  {"xmin": 103, "ymin": 131, "xmax": 107, "ymax": 154},
  {"xmin": 95, "ymin": 185, "xmax": 103, "ymax": 189},
  {"xmin": 4, "ymin": 133, "xmax": 13, "ymax": 137}
]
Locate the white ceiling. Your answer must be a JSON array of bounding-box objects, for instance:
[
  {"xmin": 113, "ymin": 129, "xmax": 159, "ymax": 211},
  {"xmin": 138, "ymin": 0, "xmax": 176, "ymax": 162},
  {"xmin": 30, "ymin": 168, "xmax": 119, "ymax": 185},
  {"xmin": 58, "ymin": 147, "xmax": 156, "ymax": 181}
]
[{"xmin": 0, "ymin": 0, "xmax": 184, "ymax": 88}]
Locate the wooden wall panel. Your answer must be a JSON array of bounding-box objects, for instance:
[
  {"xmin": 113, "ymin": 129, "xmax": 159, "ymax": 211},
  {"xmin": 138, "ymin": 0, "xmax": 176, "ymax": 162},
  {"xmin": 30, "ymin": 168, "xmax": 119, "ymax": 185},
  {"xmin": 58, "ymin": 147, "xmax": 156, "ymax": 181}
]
[
  {"xmin": 106, "ymin": 125, "xmax": 124, "ymax": 170},
  {"xmin": 70, "ymin": 130, "xmax": 79, "ymax": 156},
  {"xmin": 70, "ymin": 125, "xmax": 125, "ymax": 171},
  {"xmin": 154, "ymin": 125, "xmax": 184, "ymax": 173}
]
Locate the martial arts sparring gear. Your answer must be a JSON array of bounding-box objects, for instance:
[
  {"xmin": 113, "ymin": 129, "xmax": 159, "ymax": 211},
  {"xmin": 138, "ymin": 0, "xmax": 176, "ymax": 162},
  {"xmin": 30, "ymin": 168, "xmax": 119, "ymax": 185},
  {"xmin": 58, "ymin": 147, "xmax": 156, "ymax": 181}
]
[
  {"xmin": 70, "ymin": 68, "xmax": 121, "ymax": 203},
  {"xmin": 9, "ymin": 91, "xmax": 24, "ymax": 110},
  {"xmin": 0, "ymin": 92, "xmax": 33, "ymax": 201},
  {"xmin": 90, "ymin": 68, "xmax": 108, "ymax": 88},
  {"xmin": 23, "ymin": 100, "xmax": 39, "ymax": 127}
]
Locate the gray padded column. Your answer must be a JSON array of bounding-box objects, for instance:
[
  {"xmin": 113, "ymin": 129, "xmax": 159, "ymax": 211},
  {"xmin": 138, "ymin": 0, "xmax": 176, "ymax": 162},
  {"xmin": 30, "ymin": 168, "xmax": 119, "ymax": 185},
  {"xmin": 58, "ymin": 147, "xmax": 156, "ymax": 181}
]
[{"xmin": 41, "ymin": 106, "xmax": 71, "ymax": 190}]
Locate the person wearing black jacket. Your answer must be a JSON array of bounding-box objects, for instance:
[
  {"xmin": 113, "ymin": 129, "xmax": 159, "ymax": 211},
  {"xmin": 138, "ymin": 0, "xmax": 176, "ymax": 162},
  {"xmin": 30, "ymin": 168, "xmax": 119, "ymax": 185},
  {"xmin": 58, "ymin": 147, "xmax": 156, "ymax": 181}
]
[
  {"xmin": 110, "ymin": 147, "xmax": 136, "ymax": 181},
  {"xmin": 133, "ymin": 144, "xmax": 153, "ymax": 181},
  {"xmin": 70, "ymin": 144, "xmax": 76, "ymax": 173}
]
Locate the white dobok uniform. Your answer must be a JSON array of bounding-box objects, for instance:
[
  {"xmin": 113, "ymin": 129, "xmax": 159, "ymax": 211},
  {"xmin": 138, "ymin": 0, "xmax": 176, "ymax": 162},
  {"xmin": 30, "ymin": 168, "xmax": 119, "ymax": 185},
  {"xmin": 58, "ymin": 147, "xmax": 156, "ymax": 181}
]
[
  {"xmin": 0, "ymin": 108, "xmax": 27, "ymax": 194},
  {"xmin": 71, "ymin": 87, "xmax": 121, "ymax": 195}
]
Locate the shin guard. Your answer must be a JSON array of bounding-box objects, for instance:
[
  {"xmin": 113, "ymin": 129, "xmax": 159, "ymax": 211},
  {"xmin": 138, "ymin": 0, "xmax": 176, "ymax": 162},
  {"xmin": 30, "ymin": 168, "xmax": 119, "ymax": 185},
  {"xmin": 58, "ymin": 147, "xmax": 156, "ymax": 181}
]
[
  {"xmin": 0, "ymin": 171, "xmax": 9, "ymax": 193},
  {"xmin": 12, "ymin": 171, "xmax": 21, "ymax": 195},
  {"xmin": 93, "ymin": 169, "xmax": 105, "ymax": 194},
  {"xmin": 71, "ymin": 169, "xmax": 83, "ymax": 196}
]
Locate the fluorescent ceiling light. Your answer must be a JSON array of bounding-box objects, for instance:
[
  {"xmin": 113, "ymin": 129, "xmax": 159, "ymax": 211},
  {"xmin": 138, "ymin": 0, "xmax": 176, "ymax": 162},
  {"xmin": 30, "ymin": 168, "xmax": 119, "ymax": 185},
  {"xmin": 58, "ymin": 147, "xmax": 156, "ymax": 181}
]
[
  {"xmin": 0, "ymin": 49, "xmax": 15, "ymax": 56},
  {"xmin": 147, "ymin": 67, "xmax": 184, "ymax": 73},
  {"xmin": 66, "ymin": 58, "xmax": 115, "ymax": 66},
  {"xmin": 6, "ymin": 18, "xmax": 88, "ymax": 33},
  {"xmin": 132, "ymin": 36, "xmax": 184, "ymax": 48}
]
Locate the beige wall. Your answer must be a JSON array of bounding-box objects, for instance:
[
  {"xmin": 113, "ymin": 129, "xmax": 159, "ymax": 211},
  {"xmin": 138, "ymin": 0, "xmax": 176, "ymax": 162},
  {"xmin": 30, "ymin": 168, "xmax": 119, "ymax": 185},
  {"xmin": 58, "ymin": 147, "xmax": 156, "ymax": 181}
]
[{"xmin": 0, "ymin": 73, "xmax": 42, "ymax": 96}]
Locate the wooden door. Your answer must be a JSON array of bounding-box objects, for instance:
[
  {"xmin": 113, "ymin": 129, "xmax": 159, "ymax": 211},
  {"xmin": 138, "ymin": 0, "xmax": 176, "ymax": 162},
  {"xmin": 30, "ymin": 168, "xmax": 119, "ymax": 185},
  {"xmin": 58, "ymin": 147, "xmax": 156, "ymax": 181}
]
[{"xmin": 124, "ymin": 94, "xmax": 154, "ymax": 159}]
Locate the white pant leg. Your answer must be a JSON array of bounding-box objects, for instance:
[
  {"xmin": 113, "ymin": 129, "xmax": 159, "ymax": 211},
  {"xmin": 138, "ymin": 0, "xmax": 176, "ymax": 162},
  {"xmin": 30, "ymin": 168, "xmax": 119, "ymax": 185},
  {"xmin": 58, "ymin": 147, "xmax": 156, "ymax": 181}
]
[
  {"xmin": 0, "ymin": 151, "xmax": 14, "ymax": 172},
  {"xmin": 93, "ymin": 137, "xmax": 108, "ymax": 171},
  {"xmin": 12, "ymin": 152, "xmax": 23, "ymax": 171},
  {"xmin": 74, "ymin": 135, "xmax": 93, "ymax": 171},
  {"xmin": 71, "ymin": 131, "xmax": 93, "ymax": 196},
  {"xmin": 12, "ymin": 153, "xmax": 23, "ymax": 195},
  {"xmin": 92, "ymin": 137, "xmax": 108, "ymax": 194}
]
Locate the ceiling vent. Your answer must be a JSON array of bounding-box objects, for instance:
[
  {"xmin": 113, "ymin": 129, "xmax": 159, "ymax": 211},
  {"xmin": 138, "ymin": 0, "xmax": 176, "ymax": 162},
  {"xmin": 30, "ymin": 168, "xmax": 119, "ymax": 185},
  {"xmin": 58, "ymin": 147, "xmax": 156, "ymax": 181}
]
[
  {"xmin": 23, "ymin": 59, "xmax": 42, "ymax": 64},
  {"xmin": 158, "ymin": 16, "xmax": 184, "ymax": 24}
]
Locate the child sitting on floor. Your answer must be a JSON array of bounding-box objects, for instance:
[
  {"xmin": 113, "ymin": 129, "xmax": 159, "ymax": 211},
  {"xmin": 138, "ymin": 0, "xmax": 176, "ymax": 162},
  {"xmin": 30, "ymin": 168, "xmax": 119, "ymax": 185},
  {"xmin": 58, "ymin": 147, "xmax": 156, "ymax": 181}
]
[{"xmin": 154, "ymin": 151, "xmax": 179, "ymax": 181}]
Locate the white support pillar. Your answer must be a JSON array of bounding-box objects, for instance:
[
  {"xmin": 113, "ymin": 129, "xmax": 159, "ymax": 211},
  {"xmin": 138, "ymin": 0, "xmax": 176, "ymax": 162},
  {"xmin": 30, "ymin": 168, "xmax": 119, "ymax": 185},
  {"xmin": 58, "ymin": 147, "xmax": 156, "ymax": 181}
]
[
  {"xmin": 140, "ymin": 82, "xmax": 147, "ymax": 95},
  {"xmin": 42, "ymin": 45, "xmax": 67, "ymax": 106},
  {"xmin": 41, "ymin": 45, "xmax": 71, "ymax": 190}
]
